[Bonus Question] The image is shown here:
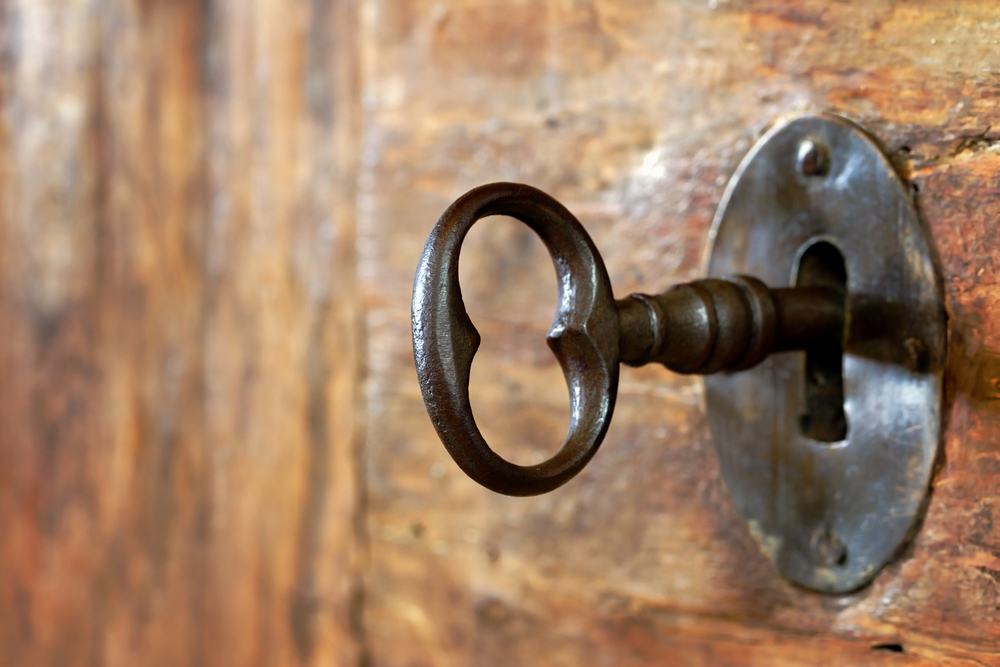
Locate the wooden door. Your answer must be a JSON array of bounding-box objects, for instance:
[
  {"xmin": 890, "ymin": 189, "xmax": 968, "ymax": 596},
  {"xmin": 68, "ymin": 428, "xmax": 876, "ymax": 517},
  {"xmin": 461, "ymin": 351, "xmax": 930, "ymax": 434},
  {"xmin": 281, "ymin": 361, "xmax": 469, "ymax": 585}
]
[{"xmin": 1, "ymin": 1, "xmax": 998, "ymax": 665}]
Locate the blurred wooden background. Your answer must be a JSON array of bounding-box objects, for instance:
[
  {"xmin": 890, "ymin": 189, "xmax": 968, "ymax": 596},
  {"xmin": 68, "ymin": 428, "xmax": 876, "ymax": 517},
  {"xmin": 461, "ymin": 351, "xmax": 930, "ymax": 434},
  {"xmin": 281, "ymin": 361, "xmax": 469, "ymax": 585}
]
[{"xmin": 1, "ymin": 1, "xmax": 998, "ymax": 665}]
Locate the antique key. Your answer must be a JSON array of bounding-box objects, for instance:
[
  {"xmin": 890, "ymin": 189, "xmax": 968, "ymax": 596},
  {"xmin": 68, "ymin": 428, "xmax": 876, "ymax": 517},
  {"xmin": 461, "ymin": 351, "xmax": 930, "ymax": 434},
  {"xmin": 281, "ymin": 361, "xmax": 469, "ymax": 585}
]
[{"xmin": 412, "ymin": 180, "xmax": 845, "ymax": 496}]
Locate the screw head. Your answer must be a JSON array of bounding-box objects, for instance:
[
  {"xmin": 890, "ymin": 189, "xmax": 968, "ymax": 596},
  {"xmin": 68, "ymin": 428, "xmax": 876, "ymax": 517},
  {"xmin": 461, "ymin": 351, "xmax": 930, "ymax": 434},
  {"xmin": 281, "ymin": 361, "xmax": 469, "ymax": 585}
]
[
  {"xmin": 811, "ymin": 526, "xmax": 847, "ymax": 567},
  {"xmin": 797, "ymin": 139, "xmax": 829, "ymax": 176}
]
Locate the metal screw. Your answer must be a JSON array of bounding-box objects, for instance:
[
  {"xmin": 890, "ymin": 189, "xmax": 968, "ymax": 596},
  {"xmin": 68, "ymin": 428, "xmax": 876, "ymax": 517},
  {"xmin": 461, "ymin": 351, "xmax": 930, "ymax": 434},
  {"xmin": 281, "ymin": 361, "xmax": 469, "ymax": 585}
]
[
  {"xmin": 811, "ymin": 526, "xmax": 847, "ymax": 567},
  {"xmin": 797, "ymin": 139, "xmax": 829, "ymax": 176}
]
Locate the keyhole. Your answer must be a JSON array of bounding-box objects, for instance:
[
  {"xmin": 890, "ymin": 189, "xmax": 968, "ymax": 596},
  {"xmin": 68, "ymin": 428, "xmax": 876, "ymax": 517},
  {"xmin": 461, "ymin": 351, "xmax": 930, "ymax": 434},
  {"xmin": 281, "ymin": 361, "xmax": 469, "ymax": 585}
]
[{"xmin": 796, "ymin": 241, "xmax": 848, "ymax": 442}]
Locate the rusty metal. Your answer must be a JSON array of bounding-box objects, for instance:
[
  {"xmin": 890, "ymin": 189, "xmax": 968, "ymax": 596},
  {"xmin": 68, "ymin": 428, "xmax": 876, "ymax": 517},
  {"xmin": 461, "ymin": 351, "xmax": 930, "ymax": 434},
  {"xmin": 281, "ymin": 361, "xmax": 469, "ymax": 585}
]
[
  {"xmin": 706, "ymin": 113, "xmax": 945, "ymax": 593},
  {"xmin": 411, "ymin": 113, "xmax": 944, "ymax": 593},
  {"xmin": 412, "ymin": 184, "xmax": 620, "ymax": 497},
  {"xmin": 412, "ymin": 183, "xmax": 845, "ymax": 497}
]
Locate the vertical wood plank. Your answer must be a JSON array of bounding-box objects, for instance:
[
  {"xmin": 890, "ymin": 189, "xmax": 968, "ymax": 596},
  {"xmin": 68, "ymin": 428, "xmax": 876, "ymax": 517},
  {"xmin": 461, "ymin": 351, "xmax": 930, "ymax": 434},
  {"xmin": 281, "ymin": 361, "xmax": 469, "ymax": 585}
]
[{"xmin": 0, "ymin": 0, "xmax": 363, "ymax": 664}]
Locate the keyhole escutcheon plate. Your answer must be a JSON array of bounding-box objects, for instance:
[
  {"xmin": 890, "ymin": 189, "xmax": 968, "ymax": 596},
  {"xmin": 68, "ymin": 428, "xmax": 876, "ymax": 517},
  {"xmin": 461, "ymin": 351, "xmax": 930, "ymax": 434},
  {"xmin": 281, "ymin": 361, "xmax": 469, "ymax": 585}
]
[{"xmin": 706, "ymin": 113, "xmax": 946, "ymax": 593}]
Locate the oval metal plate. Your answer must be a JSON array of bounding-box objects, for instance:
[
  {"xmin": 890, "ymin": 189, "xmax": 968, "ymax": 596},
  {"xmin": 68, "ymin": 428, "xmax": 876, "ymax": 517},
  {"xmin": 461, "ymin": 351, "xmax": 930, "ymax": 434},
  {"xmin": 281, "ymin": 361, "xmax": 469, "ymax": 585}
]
[{"xmin": 705, "ymin": 113, "xmax": 946, "ymax": 593}]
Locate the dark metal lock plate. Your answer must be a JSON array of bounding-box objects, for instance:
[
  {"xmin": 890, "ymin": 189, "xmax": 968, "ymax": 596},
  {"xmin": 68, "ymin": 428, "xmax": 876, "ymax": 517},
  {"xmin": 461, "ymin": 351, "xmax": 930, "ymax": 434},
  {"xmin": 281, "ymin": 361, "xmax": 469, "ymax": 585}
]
[{"xmin": 705, "ymin": 113, "xmax": 945, "ymax": 593}]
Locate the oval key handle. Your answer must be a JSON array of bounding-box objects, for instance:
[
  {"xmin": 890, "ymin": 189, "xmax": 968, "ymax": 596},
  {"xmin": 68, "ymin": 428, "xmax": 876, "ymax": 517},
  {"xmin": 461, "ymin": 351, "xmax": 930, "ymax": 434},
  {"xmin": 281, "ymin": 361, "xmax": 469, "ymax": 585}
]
[
  {"xmin": 412, "ymin": 183, "xmax": 621, "ymax": 496},
  {"xmin": 413, "ymin": 183, "xmax": 845, "ymax": 497}
]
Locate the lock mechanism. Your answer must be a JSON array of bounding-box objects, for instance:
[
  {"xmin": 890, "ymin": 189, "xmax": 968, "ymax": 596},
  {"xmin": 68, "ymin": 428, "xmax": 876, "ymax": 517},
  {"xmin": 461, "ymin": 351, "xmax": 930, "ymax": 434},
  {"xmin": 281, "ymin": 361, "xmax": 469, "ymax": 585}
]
[
  {"xmin": 411, "ymin": 113, "xmax": 945, "ymax": 593},
  {"xmin": 705, "ymin": 114, "xmax": 945, "ymax": 592}
]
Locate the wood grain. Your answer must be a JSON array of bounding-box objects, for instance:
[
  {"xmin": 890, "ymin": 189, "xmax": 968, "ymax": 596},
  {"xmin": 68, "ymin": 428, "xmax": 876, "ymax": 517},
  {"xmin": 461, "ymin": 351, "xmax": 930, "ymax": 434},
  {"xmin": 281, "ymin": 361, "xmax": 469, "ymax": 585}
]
[
  {"xmin": 359, "ymin": 1, "xmax": 1000, "ymax": 665},
  {"xmin": 3, "ymin": 0, "xmax": 1000, "ymax": 665},
  {"xmin": 0, "ymin": 0, "xmax": 363, "ymax": 665}
]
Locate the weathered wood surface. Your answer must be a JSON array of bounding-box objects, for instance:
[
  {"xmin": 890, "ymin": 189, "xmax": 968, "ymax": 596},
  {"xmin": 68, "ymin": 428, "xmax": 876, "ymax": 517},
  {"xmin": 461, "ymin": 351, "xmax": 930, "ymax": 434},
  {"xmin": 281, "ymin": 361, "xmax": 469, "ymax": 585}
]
[
  {"xmin": 360, "ymin": 1, "xmax": 1000, "ymax": 665},
  {"xmin": 3, "ymin": 0, "xmax": 1000, "ymax": 666},
  {"xmin": 0, "ymin": 0, "xmax": 363, "ymax": 665}
]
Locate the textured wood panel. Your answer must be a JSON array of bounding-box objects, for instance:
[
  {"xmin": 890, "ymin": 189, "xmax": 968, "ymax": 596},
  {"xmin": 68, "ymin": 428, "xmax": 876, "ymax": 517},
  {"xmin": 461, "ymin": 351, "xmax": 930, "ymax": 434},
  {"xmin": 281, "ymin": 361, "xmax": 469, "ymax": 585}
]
[
  {"xmin": 3, "ymin": 1, "xmax": 1000, "ymax": 665},
  {"xmin": 0, "ymin": 0, "xmax": 363, "ymax": 665},
  {"xmin": 359, "ymin": 1, "xmax": 1000, "ymax": 665}
]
